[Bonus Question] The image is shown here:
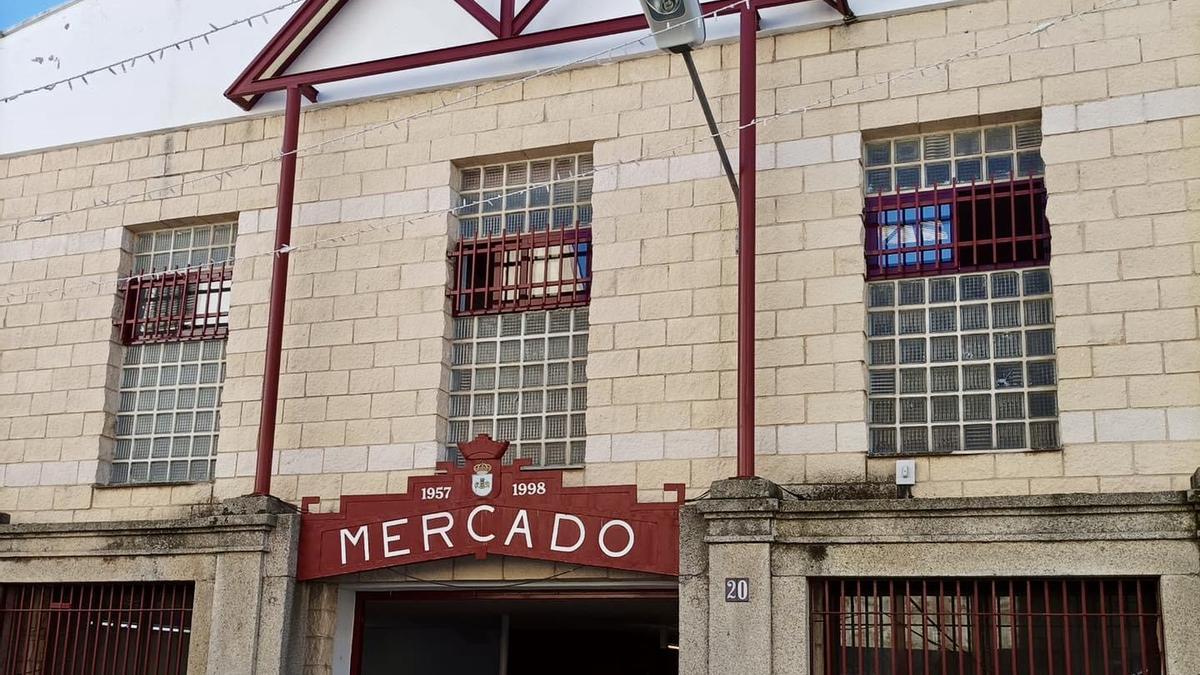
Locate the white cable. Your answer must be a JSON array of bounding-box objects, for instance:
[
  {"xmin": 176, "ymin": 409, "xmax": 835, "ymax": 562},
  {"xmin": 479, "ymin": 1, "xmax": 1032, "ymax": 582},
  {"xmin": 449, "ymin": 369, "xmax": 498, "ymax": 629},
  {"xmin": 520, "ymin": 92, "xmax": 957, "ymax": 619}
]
[
  {"xmin": 0, "ymin": 0, "xmax": 306, "ymax": 103},
  {"xmin": 1, "ymin": 0, "xmax": 1123, "ymax": 302}
]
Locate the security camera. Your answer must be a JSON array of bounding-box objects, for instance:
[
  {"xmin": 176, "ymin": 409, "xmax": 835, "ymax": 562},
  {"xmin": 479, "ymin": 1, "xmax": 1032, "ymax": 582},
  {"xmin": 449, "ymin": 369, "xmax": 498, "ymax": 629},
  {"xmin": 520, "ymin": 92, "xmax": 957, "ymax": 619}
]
[{"xmin": 638, "ymin": 0, "xmax": 706, "ymax": 52}]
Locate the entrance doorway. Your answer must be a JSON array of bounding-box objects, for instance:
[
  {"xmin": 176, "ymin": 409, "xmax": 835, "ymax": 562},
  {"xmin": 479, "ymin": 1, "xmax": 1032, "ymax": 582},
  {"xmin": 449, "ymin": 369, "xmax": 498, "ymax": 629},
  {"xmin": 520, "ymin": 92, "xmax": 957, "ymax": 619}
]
[{"xmin": 352, "ymin": 589, "xmax": 679, "ymax": 675}]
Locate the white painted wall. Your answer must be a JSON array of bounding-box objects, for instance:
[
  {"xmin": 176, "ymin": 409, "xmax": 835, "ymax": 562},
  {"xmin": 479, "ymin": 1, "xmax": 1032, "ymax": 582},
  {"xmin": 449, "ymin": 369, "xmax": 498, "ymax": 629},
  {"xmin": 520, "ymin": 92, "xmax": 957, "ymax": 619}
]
[{"xmin": 0, "ymin": 0, "xmax": 949, "ymax": 156}]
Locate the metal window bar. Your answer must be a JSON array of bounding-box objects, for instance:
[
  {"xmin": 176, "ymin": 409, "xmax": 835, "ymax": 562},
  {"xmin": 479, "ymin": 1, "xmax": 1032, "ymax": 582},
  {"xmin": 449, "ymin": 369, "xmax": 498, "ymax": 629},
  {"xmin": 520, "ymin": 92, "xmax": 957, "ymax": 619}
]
[
  {"xmin": 0, "ymin": 582, "xmax": 194, "ymax": 675},
  {"xmin": 117, "ymin": 262, "xmax": 234, "ymax": 345},
  {"xmin": 865, "ymin": 177, "xmax": 1050, "ymax": 281},
  {"xmin": 810, "ymin": 577, "xmax": 1164, "ymax": 675},
  {"xmin": 449, "ymin": 221, "xmax": 591, "ymax": 316}
]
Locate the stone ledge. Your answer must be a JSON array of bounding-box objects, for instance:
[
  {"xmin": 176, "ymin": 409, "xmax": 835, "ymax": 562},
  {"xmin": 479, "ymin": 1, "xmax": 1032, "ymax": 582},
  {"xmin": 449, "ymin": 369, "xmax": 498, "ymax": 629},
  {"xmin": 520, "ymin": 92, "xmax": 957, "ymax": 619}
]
[
  {"xmin": 688, "ymin": 487, "xmax": 1197, "ymax": 547},
  {"xmin": 691, "ymin": 488, "xmax": 1191, "ymax": 516},
  {"xmin": 707, "ymin": 477, "xmax": 790, "ymax": 501},
  {"xmin": 0, "ymin": 495, "xmax": 298, "ymax": 558}
]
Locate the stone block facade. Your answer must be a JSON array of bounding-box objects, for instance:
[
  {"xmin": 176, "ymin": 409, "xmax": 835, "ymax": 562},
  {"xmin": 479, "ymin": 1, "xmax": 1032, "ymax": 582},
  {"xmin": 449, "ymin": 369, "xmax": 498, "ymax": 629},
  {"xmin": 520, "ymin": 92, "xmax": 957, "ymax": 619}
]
[{"xmin": 0, "ymin": 0, "xmax": 1197, "ymax": 523}]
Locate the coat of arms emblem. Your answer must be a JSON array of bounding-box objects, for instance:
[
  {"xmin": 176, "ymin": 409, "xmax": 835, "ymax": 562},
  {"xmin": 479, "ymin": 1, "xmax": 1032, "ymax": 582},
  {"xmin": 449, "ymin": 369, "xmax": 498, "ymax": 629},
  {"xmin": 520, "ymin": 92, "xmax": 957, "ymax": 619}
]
[{"xmin": 471, "ymin": 462, "xmax": 494, "ymax": 497}]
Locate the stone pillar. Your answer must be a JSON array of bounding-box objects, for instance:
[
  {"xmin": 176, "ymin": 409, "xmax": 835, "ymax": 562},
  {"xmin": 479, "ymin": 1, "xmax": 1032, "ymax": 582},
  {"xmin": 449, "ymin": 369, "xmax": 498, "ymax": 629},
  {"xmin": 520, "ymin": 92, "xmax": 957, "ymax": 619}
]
[
  {"xmin": 709, "ymin": 541, "xmax": 773, "ymax": 674},
  {"xmin": 679, "ymin": 507, "xmax": 710, "ymax": 675},
  {"xmin": 256, "ymin": 500, "xmax": 300, "ymax": 674},
  {"xmin": 207, "ymin": 552, "xmax": 272, "ymax": 672},
  {"xmin": 1160, "ymin": 574, "xmax": 1200, "ymax": 675},
  {"xmin": 771, "ymin": 574, "xmax": 809, "ymax": 675},
  {"xmin": 685, "ymin": 478, "xmax": 789, "ymax": 675},
  {"xmin": 203, "ymin": 496, "xmax": 299, "ymax": 675}
]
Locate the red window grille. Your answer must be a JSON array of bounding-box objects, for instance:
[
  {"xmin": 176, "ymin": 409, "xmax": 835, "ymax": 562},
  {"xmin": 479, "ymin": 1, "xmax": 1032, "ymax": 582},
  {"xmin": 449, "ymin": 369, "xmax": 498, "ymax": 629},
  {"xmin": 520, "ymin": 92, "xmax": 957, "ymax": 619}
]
[
  {"xmin": 810, "ymin": 577, "xmax": 1163, "ymax": 675},
  {"xmin": 449, "ymin": 220, "xmax": 591, "ymax": 316},
  {"xmin": 865, "ymin": 177, "xmax": 1050, "ymax": 281},
  {"xmin": 117, "ymin": 262, "xmax": 234, "ymax": 345},
  {"xmin": 0, "ymin": 582, "xmax": 195, "ymax": 675}
]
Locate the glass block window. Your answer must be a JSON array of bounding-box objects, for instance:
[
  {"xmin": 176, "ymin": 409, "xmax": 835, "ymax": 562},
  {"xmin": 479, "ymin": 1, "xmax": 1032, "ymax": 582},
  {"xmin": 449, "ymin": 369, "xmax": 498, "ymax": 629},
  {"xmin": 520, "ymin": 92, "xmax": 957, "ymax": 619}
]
[
  {"xmin": 448, "ymin": 308, "xmax": 588, "ymax": 468},
  {"xmin": 132, "ymin": 223, "xmax": 237, "ymax": 274},
  {"xmin": 867, "ymin": 268, "xmax": 1058, "ymax": 455},
  {"xmin": 864, "ymin": 122, "xmax": 1043, "ymax": 194},
  {"xmin": 451, "ymin": 154, "xmax": 593, "ymax": 316},
  {"xmin": 456, "ymin": 153, "xmax": 593, "ymax": 238},
  {"xmin": 112, "ymin": 340, "xmax": 225, "ymax": 484}
]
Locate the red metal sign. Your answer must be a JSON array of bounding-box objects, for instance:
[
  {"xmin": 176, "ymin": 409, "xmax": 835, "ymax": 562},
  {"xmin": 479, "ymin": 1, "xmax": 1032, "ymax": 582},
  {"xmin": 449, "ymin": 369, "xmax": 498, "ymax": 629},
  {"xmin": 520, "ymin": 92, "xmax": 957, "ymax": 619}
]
[{"xmin": 296, "ymin": 437, "xmax": 684, "ymax": 580}]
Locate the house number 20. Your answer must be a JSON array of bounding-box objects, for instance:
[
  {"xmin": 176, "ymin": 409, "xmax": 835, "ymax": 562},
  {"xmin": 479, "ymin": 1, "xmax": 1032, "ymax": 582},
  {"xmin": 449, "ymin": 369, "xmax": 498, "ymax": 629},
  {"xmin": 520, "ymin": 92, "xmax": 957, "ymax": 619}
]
[{"xmin": 725, "ymin": 578, "xmax": 750, "ymax": 602}]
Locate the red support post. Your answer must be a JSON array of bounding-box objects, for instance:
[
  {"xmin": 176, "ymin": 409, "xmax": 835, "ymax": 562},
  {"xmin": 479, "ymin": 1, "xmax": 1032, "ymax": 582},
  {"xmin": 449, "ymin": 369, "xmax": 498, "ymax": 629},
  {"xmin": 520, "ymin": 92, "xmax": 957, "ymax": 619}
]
[
  {"xmin": 736, "ymin": 5, "xmax": 758, "ymax": 479},
  {"xmin": 254, "ymin": 86, "xmax": 302, "ymax": 496}
]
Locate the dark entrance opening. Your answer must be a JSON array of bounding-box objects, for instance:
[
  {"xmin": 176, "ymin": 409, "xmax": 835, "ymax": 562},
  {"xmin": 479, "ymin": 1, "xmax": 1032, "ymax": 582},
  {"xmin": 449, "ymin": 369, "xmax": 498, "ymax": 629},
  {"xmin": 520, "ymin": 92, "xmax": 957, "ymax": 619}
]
[{"xmin": 354, "ymin": 589, "xmax": 678, "ymax": 675}]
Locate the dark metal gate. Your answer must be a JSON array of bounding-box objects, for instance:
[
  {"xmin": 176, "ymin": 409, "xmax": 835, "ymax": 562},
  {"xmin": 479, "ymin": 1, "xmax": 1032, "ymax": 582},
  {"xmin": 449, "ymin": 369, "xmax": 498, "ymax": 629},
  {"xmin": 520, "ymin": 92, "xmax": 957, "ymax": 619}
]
[
  {"xmin": 0, "ymin": 582, "xmax": 194, "ymax": 675},
  {"xmin": 810, "ymin": 577, "xmax": 1163, "ymax": 675}
]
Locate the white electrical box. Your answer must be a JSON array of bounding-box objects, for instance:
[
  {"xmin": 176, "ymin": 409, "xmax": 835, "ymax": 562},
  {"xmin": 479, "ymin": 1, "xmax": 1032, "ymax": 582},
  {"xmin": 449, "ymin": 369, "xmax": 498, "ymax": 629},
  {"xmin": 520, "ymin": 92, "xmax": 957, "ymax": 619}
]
[{"xmin": 895, "ymin": 459, "xmax": 916, "ymax": 486}]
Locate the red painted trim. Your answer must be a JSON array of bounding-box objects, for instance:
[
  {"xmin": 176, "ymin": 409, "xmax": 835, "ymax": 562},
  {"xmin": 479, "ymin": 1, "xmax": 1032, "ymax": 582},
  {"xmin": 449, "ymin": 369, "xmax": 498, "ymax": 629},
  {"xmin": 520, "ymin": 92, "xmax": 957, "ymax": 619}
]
[
  {"xmin": 512, "ymin": 0, "xmax": 550, "ymax": 35},
  {"xmin": 736, "ymin": 5, "xmax": 757, "ymax": 480},
  {"xmin": 453, "ymin": 0, "xmax": 503, "ymax": 38},
  {"xmin": 359, "ymin": 588, "xmax": 679, "ymax": 604},
  {"xmin": 227, "ymin": 0, "xmax": 816, "ymax": 106},
  {"xmin": 253, "ymin": 86, "xmax": 303, "ymax": 497}
]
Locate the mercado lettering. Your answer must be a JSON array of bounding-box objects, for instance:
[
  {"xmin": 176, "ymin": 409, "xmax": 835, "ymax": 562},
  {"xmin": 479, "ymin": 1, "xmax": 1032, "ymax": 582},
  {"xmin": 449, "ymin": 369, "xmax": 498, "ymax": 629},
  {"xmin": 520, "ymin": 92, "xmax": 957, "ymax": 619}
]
[{"xmin": 337, "ymin": 506, "xmax": 636, "ymax": 566}]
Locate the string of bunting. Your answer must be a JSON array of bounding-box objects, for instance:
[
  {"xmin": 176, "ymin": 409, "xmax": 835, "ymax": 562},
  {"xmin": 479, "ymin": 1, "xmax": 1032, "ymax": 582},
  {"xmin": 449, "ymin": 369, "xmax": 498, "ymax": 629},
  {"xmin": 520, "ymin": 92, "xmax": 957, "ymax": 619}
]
[
  {"xmin": 4, "ymin": 0, "xmax": 750, "ymax": 233},
  {"xmin": 0, "ymin": 0, "xmax": 1123, "ymax": 304},
  {"xmin": 0, "ymin": 0, "xmax": 305, "ymax": 103}
]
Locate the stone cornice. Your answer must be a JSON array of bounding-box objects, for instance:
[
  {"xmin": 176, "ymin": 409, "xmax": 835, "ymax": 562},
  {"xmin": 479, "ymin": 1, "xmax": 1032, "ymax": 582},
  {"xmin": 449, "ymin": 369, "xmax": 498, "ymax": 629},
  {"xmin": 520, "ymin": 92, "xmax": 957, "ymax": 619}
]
[
  {"xmin": 688, "ymin": 487, "xmax": 1199, "ymax": 545},
  {"xmin": 0, "ymin": 496, "xmax": 298, "ymax": 559}
]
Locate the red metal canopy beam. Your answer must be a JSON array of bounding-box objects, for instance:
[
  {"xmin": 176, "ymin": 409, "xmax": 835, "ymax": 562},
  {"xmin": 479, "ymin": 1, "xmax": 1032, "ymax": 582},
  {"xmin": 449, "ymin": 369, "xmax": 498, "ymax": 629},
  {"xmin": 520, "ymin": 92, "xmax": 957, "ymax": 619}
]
[
  {"xmin": 225, "ymin": 0, "xmax": 348, "ymax": 110},
  {"xmin": 500, "ymin": 0, "xmax": 516, "ymax": 37},
  {"xmin": 453, "ymin": 0, "xmax": 502, "ymax": 38},
  {"xmin": 227, "ymin": 0, "xmax": 824, "ymax": 104},
  {"xmin": 512, "ymin": 0, "xmax": 550, "ymax": 35}
]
